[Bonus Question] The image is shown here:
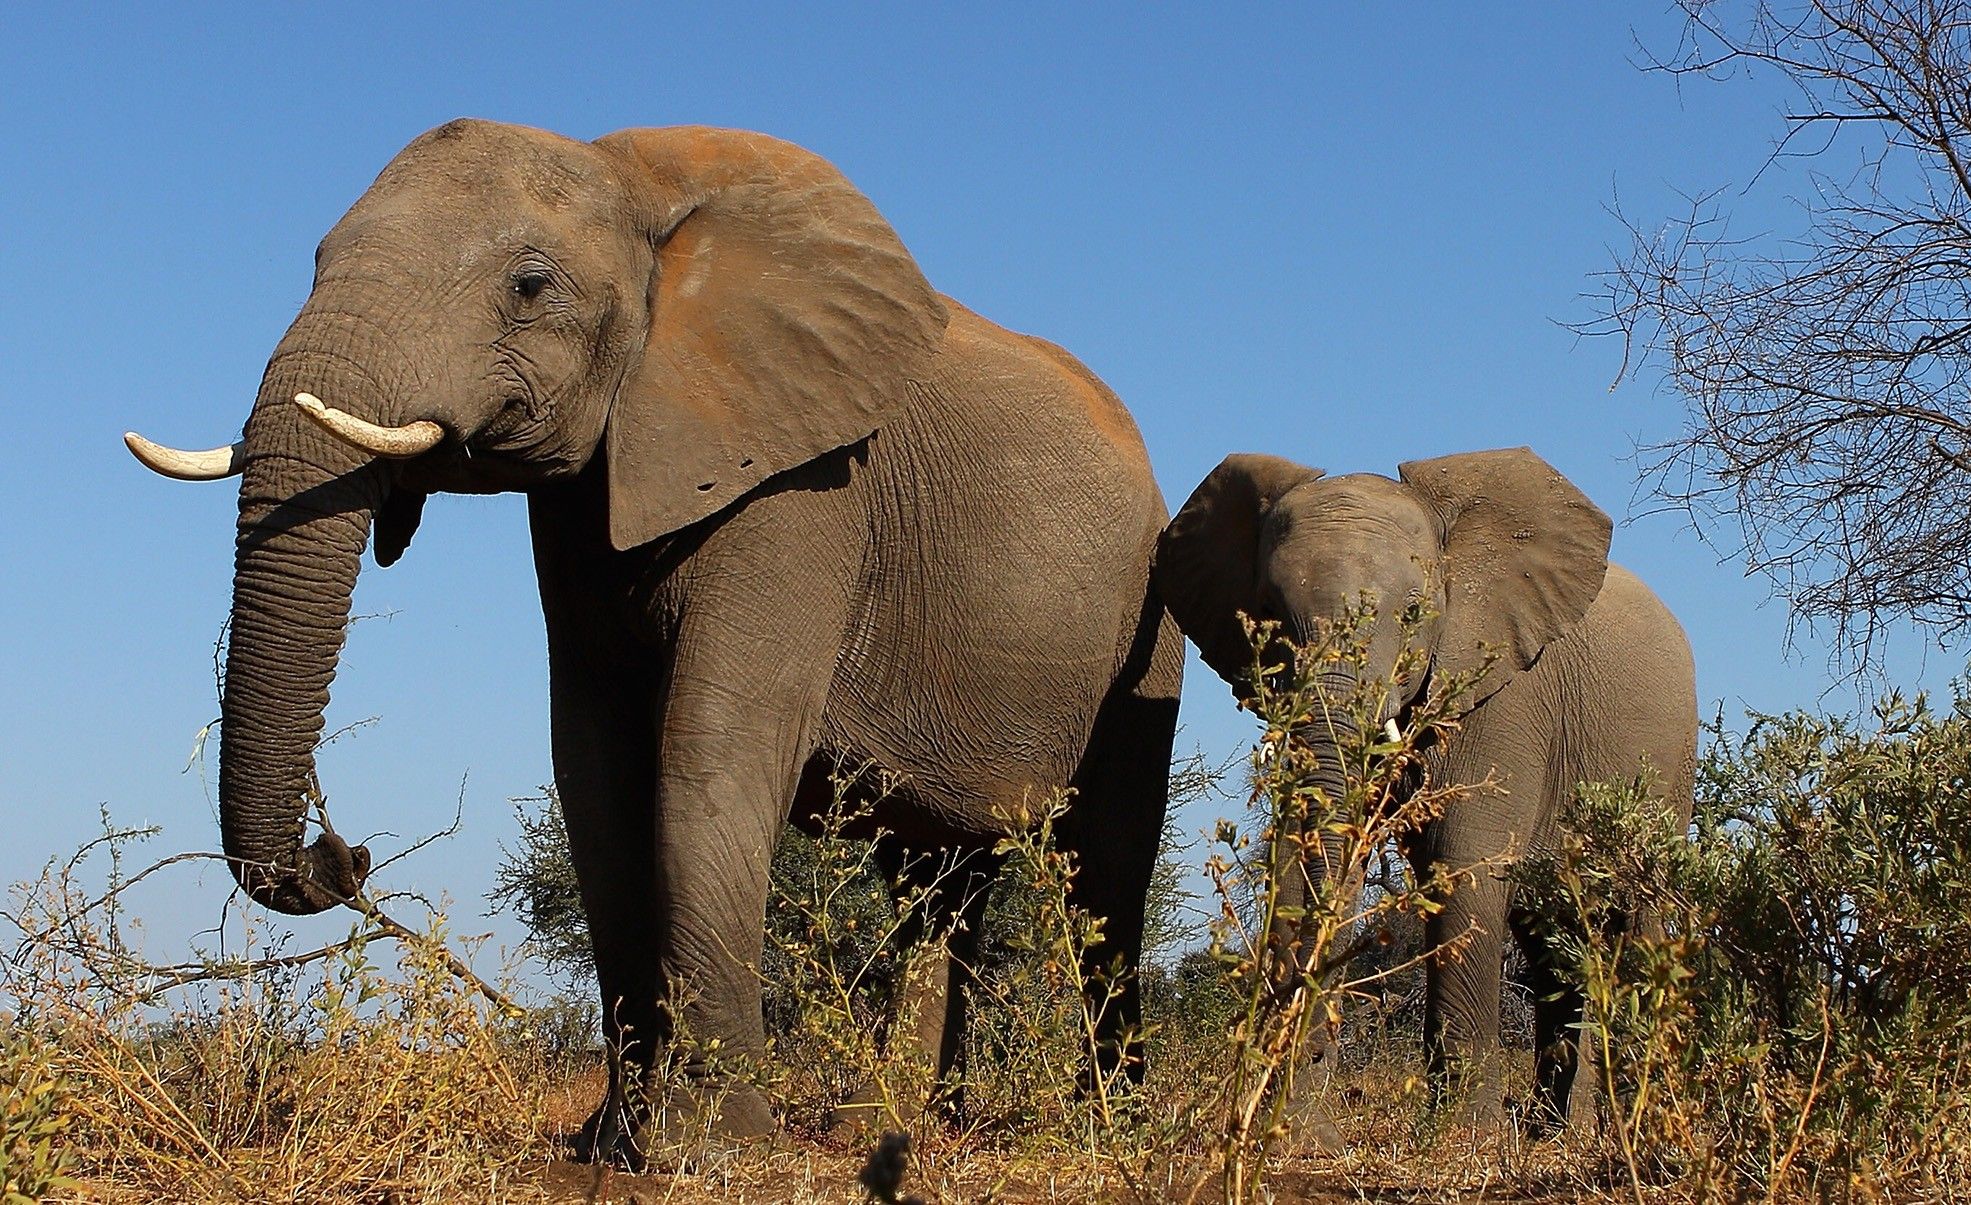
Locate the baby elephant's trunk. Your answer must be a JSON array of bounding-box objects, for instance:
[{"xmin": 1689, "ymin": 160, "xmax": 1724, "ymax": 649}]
[{"xmin": 1266, "ymin": 669, "xmax": 1363, "ymax": 989}]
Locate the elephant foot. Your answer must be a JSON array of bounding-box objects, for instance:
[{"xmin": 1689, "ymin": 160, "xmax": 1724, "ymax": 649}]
[
  {"xmin": 1429, "ymin": 1051, "xmax": 1508, "ymax": 1133},
  {"xmin": 572, "ymin": 1094, "xmax": 634, "ymax": 1167},
  {"xmin": 1508, "ymin": 1094, "xmax": 1570, "ymax": 1142},
  {"xmin": 1281, "ymin": 1081, "xmax": 1347, "ymax": 1153},
  {"xmin": 826, "ymin": 1075, "xmax": 950, "ymax": 1145},
  {"xmin": 1450, "ymin": 1089, "xmax": 1507, "ymax": 1130},
  {"xmin": 1288, "ymin": 1103, "xmax": 1346, "ymax": 1154},
  {"xmin": 1434, "ymin": 1093, "xmax": 1508, "ymax": 1139},
  {"xmin": 826, "ymin": 1095, "xmax": 903, "ymax": 1144},
  {"xmin": 574, "ymin": 1080, "xmax": 779, "ymax": 1170},
  {"xmin": 669, "ymin": 1081, "xmax": 779, "ymax": 1146},
  {"xmin": 1282, "ymin": 1040, "xmax": 1346, "ymax": 1153}
]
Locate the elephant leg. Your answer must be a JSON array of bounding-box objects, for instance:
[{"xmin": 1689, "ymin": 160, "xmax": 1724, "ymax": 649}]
[
  {"xmin": 1057, "ymin": 668, "xmax": 1180, "ymax": 1092},
  {"xmin": 639, "ymin": 665, "xmax": 836, "ymax": 1152},
  {"xmin": 555, "ymin": 683, "xmax": 662, "ymax": 1165},
  {"xmin": 884, "ymin": 842, "xmax": 998, "ymax": 1105},
  {"xmin": 1509, "ymin": 906, "xmax": 1584, "ymax": 1137},
  {"xmin": 1422, "ymin": 871, "xmax": 1512, "ymax": 1126},
  {"xmin": 1269, "ymin": 830, "xmax": 1349, "ymax": 1152},
  {"xmin": 534, "ymin": 545, "xmax": 663, "ymax": 1162},
  {"xmin": 830, "ymin": 840, "xmax": 997, "ymax": 1134}
]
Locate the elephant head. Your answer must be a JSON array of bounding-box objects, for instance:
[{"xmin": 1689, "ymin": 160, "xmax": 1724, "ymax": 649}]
[
  {"xmin": 125, "ymin": 120, "xmax": 948, "ymax": 915},
  {"xmin": 1154, "ymin": 446, "xmax": 1613, "ymax": 726}
]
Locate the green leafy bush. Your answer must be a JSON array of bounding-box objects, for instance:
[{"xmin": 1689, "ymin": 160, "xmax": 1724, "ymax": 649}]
[
  {"xmin": 1521, "ymin": 686, "xmax": 1971, "ymax": 1199},
  {"xmin": 0, "ymin": 1026, "xmax": 77, "ymax": 1205}
]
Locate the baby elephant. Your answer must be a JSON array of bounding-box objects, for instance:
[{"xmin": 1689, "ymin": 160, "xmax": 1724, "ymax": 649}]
[{"xmin": 1154, "ymin": 446, "xmax": 1696, "ymax": 1130}]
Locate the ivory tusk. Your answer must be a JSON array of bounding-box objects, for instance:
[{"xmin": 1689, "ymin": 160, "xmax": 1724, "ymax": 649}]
[
  {"xmin": 1383, "ymin": 719, "xmax": 1403, "ymax": 744},
  {"xmin": 124, "ymin": 432, "xmax": 246, "ymax": 481},
  {"xmin": 294, "ymin": 393, "xmax": 444, "ymax": 458}
]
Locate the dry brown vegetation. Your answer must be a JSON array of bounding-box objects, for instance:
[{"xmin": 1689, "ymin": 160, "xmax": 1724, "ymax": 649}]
[{"xmin": 7, "ymin": 615, "xmax": 1971, "ymax": 1201}]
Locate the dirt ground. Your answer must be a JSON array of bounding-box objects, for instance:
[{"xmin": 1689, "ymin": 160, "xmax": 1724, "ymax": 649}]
[
  {"xmin": 519, "ymin": 1156, "xmax": 1600, "ymax": 1204},
  {"xmin": 507, "ymin": 1065, "xmax": 1604, "ymax": 1204}
]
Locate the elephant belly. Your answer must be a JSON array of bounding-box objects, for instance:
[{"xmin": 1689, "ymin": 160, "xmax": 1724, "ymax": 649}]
[
  {"xmin": 815, "ymin": 568, "xmax": 1139, "ymax": 842},
  {"xmin": 811, "ymin": 307, "xmax": 1167, "ymax": 843}
]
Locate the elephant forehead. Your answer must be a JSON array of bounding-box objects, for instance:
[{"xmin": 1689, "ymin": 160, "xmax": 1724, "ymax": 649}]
[
  {"xmin": 324, "ymin": 150, "xmax": 635, "ymax": 276},
  {"xmin": 1274, "ymin": 474, "xmax": 1438, "ymax": 543},
  {"xmin": 365, "ymin": 120, "xmax": 622, "ymax": 217}
]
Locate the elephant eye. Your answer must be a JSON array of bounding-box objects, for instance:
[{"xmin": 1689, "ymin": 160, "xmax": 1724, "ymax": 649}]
[{"xmin": 511, "ymin": 271, "xmax": 551, "ymax": 302}]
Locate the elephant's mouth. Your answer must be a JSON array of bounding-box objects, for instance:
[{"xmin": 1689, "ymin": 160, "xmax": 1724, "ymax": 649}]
[
  {"xmin": 1387, "ymin": 659, "xmax": 1436, "ymax": 754},
  {"xmin": 1282, "ymin": 658, "xmax": 1435, "ymax": 756},
  {"xmin": 467, "ymin": 395, "xmax": 599, "ymax": 481},
  {"xmin": 472, "ymin": 394, "xmax": 546, "ymax": 448}
]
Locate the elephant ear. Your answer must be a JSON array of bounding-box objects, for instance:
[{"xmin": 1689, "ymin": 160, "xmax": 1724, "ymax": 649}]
[
  {"xmin": 1398, "ymin": 447, "xmax": 1611, "ymax": 704},
  {"xmin": 597, "ymin": 126, "xmax": 949, "ymax": 550},
  {"xmin": 1154, "ymin": 453, "xmax": 1323, "ymax": 685}
]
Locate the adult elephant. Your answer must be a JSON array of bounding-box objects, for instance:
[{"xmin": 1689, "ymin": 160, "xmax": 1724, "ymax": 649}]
[
  {"xmin": 125, "ymin": 119, "xmax": 1182, "ymax": 1162},
  {"xmin": 1153, "ymin": 447, "xmax": 1695, "ymax": 1131}
]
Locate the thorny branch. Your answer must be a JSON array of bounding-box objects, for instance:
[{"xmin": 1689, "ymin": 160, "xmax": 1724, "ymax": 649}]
[{"xmin": 3, "ymin": 832, "xmax": 520, "ymax": 1015}]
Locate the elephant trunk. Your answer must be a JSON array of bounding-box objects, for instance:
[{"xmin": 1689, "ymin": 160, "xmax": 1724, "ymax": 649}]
[
  {"xmin": 1268, "ymin": 670, "xmax": 1363, "ymax": 988},
  {"xmin": 218, "ymin": 315, "xmax": 411, "ymax": 915}
]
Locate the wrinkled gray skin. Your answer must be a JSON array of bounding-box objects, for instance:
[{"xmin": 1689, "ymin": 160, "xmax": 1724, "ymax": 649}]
[
  {"xmin": 1155, "ymin": 447, "xmax": 1696, "ymax": 1132},
  {"xmin": 162, "ymin": 120, "xmax": 1181, "ymax": 1162}
]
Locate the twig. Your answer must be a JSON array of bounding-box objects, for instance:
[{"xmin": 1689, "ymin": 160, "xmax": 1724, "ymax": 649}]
[
  {"xmin": 11, "ymin": 841, "xmax": 521, "ymax": 1017},
  {"xmin": 354, "ymin": 896, "xmax": 521, "ymax": 1016}
]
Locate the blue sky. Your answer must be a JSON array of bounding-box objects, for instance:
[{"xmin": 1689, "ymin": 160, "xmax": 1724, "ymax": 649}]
[{"xmin": 2, "ymin": 6, "xmax": 1954, "ymax": 965}]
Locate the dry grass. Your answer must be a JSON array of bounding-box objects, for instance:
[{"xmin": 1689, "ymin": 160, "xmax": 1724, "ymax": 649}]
[
  {"xmin": 0, "ymin": 827, "xmax": 1887, "ymax": 1204},
  {"xmin": 11, "ymin": 626, "xmax": 1971, "ymax": 1201},
  {"xmin": 4, "ymin": 883, "xmax": 554, "ymax": 1200}
]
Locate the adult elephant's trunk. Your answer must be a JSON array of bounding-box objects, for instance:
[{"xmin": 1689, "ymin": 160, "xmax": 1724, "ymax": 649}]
[{"xmin": 218, "ymin": 314, "xmax": 408, "ymax": 915}]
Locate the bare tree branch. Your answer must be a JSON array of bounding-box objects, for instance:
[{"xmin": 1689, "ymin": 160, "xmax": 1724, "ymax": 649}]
[{"xmin": 1580, "ymin": 0, "xmax": 1971, "ymax": 669}]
